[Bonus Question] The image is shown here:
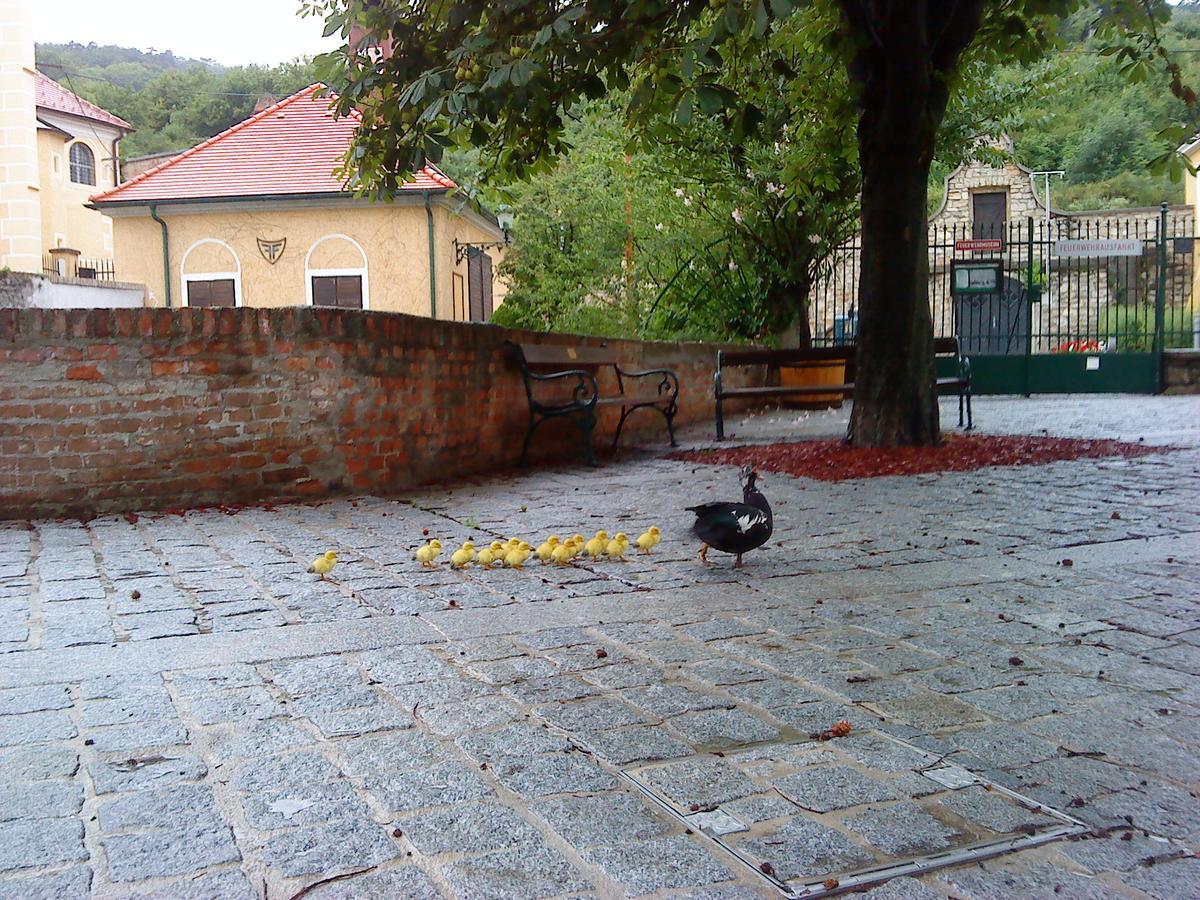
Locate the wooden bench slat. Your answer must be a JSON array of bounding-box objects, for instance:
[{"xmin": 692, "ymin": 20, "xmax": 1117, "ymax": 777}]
[
  {"xmin": 720, "ymin": 384, "xmax": 854, "ymax": 398},
  {"xmin": 513, "ymin": 343, "xmax": 618, "ymax": 367}
]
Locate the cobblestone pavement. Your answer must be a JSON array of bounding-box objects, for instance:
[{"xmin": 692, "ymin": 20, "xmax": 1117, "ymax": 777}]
[{"xmin": 1, "ymin": 395, "xmax": 1198, "ymax": 899}]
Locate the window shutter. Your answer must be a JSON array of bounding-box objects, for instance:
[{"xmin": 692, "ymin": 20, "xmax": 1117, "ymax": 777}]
[
  {"xmin": 336, "ymin": 275, "xmax": 363, "ymax": 308},
  {"xmin": 187, "ymin": 279, "xmax": 236, "ymax": 308},
  {"xmin": 480, "ymin": 252, "xmax": 494, "ymax": 319},
  {"xmin": 467, "ymin": 249, "xmax": 484, "ymax": 321},
  {"xmin": 187, "ymin": 281, "xmax": 211, "ymax": 307}
]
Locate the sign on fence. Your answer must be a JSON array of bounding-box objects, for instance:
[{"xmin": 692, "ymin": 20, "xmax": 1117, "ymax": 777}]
[
  {"xmin": 950, "ymin": 260, "xmax": 1002, "ymax": 295},
  {"xmin": 954, "ymin": 238, "xmax": 1003, "ymax": 253},
  {"xmin": 1053, "ymin": 238, "xmax": 1144, "ymax": 258}
]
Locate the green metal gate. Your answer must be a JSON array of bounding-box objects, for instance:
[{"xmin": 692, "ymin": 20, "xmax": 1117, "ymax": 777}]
[{"xmin": 811, "ymin": 203, "xmax": 1196, "ymax": 394}]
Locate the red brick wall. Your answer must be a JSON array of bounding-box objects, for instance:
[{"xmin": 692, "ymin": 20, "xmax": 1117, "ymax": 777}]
[{"xmin": 0, "ymin": 308, "xmax": 763, "ymax": 518}]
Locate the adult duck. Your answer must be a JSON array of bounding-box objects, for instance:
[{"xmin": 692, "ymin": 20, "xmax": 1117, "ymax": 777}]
[{"xmin": 686, "ymin": 465, "xmax": 773, "ymax": 568}]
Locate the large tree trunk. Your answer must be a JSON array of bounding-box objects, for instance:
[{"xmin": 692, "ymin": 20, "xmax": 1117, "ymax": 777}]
[{"xmin": 839, "ymin": 2, "xmax": 985, "ymax": 447}]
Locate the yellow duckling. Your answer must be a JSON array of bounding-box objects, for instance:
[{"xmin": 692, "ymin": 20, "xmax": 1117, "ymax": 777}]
[
  {"xmin": 536, "ymin": 536, "xmax": 561, "ymax": 564},
  {"xmin": 605, "ymin": 533, "xmax": 630, "ymax": 561},
  {"xmin": 488, "ymin": 540, "xmax": 505, "ymax": 555},
  {"xmin": 477, "ymin": 546, "xmax": 499, "ymax": 569},
  {"xmin": 307, "ymin": 550, "xmax": 338, "ymax": 579},
  {"xmin": 584, "ymin": 531, "xmax": 609, "ymax": 559},
  {"xmin": 450, "ymin": 541, "xmax": 475, "ymax": 568},
  {"xmin": 415, "ymin": 539, "xmax": 443, "ymax": 568},
  {"xmin": 551, "ymin": 541, "xmax": 575, "ymax": 566},
  {"xmin": 504, "ymin": 541, "xmax": 533, "ymax": 569},
  {"xmin": 635, "ymin": 526, "xmax": 662, "ymax": 554}
]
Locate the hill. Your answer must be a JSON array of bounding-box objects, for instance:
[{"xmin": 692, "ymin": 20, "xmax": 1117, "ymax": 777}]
[{"xmin": 34, "ymin": 43, "xmax": 315, "ymax": 158}]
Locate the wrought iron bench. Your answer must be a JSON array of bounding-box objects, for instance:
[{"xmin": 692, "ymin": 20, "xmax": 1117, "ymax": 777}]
[
  {"xmin": 507, "ymin": 341, "xmax": 679, "ymax": 466},
  {"xmin": 713, "ymin": 338, "xmax": 972, "ymax": 440}
]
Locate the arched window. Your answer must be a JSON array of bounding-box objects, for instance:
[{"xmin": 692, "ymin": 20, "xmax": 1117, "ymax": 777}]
[
  {"xmin": 305, "ymin": 234, "xmax": 369, "ymax": 309},
  {"xmin": 69, "ymin": 143, "xmax": 96, "ymax": 186},
  {"xmin": 180, "ymin": 239, "xmax": 241, "ymax": 308}
]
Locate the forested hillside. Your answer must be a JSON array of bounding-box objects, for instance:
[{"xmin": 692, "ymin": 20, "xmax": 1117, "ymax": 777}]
[
  {"xmin": 34, "ymin": 43, "xmax": 316, "ymax": 158},
  {"xmin": 993, "ymin": 4, "xmax": 1200, "ymax": 210},
  {"xmin": 37, "ymin": 4, "xmax": 1200, "ymax": 205}
]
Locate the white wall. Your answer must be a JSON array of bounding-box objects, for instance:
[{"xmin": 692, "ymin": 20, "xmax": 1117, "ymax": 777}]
[{"xmin": 0, "ymin": 272, "xmax": 144, "ymax": 308}]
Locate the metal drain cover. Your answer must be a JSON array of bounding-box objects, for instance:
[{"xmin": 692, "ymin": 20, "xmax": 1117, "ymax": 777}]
[{"xmin": 622, "ymin": 729, "xmax": 1087, "ymax": 898}]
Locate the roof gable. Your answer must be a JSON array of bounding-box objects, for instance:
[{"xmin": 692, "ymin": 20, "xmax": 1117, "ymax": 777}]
[
  {"xmin": 92, "ymin": 84, "xmax": 456, "ymax": 205},
  {"xmin": 34, "ymin": 70, "xmax": 132, "ymax": 131}
]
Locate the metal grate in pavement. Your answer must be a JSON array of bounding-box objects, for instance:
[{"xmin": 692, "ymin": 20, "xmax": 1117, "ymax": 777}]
[{"xmin": 621, "ymin": 728, "xmax": 1088, "ymax": 898}]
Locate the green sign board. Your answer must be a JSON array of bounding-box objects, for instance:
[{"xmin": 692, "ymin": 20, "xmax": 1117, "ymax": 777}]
[{"xmin": 950, "ymin": 260, "xmax": 1002, "ymax": 295}]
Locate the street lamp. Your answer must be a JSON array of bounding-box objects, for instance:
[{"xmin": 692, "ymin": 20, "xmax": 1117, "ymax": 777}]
[{"xmin": 454, "ymin": 207, "xmax": 514, "ymax": 265}]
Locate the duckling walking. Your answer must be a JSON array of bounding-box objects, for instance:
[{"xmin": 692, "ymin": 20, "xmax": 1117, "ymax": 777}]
[
  {"xmin": 504, "ymin": 541, "xmax": 533, "ymax": 569},
  {"xmin": 477, "ymin": 545, "xmax": 499, "ymax": 569},
  {"xmin": 450, "ymin": 541, "xmax": 475, "ymax": 569},
  {"xmin": 536, "ymin": 536, "xmax": 561, "ymax": 565},
  {"xmin": 415, "ymin": 539, "xmax": 443, "ymax": 568},
  {"xmin": 635, "ymin": 526, "xmax": 661, "ymax": 554},
  {"xmin": 605, "ymin": 532, "xmax": 630, "ymax": 562},
  {"xmin": 584, "ymin": 531, "xmax": 608, "ymax": 559},
  {"xmin": 307, "ymin": 550, "xmax": 338, "ymax": 580}
]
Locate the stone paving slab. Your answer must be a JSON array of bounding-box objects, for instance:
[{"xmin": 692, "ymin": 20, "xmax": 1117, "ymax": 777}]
[{"xmin": 0, "ymin": 396, "xmax": 1198, "ymax": 898}]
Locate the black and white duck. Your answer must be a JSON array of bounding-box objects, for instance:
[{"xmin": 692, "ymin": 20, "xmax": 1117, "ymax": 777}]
[{"xmin": 686, "ymin": 464, "xmax": 773, "ymax": 568}]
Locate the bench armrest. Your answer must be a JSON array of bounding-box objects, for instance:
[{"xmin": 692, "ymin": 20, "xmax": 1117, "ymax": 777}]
[
  {"xmin": 519, "ymin": 367, "xmax": 599, "ymax": 410},
  {"xmin": 614, "ymin": 366, "xmax": 679, "ymax": 400}
]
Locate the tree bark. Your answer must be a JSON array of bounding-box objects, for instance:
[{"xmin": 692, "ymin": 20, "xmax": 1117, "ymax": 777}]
[{"xmin": 839, "ymin": 2, "xmax": 985, "ymax": 447}]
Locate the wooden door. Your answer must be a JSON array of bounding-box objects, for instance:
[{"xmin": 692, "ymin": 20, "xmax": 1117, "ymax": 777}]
[{"xmin": 972, "ymin": 192, "xmax": 1006, "ymax": 240}]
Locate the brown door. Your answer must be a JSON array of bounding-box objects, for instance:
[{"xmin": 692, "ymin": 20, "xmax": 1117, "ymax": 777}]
[
  {"xmin": 972, "ymin": 192, "xmax": 1006, "ymax": 241},
  {"xmin": 311, "ymin": 275, "xmax": 363, "ymax": 309},
  {"xmin": 466, "ymin": 248, "xmax": 493, "ymax": 322},
  {"xmin": 186, "ymin": 279, "xmax": 236, "ymax": 307}
]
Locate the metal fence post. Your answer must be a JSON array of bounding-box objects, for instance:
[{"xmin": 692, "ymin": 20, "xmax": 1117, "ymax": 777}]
[
  {"xmin": 1155, "ymin": 202, "xmax": 1168, "ymax": 391},
  {"xmin": 1024, "ymin": 217, "xmax": 1034, "ymax": 397}
]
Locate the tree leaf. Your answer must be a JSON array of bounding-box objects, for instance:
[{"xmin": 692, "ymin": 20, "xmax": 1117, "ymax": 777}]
[
  {"xmin": 675, "ymin": 90, "xmax": 694, "ymax": 125},
  {"xmin": 753, "ymin": 0, "xmax": 770, "ymax": 39}
]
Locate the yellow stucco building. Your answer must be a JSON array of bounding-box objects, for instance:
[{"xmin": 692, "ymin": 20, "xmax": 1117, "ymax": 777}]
[
  {"xmin": 0, "ymin": 1, "xmax": 130, "ymax": 276},
  {"xmin": 91, "ymin": 85, "xmax": 507, "ymax": 320},
  {"xmin": 1178, "ymin": 137, "xmax": 1200, "ymax": 346}
]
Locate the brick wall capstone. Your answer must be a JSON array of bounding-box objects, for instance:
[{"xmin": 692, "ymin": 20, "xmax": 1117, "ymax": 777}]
[{"xmin": 0, "ymin": 307, "xmax": 763, "ymax": 518}]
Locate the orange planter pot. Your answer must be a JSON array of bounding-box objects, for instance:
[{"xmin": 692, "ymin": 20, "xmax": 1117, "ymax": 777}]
[{"xmin": 779, "ymin": 359, "xmax": 847, "ymax": 409}]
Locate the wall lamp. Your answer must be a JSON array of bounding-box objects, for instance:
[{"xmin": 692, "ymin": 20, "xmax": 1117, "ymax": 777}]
[{"xmin": 453, "ymin": 208, "xmax": 514, "ymax": 265}]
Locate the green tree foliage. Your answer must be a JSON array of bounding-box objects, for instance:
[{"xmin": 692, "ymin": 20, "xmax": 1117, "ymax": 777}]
[
  {"xmin": 493, "ymin": 3, "xmax": 863, "ymax": 346},
  {"xmin": 303, "ymin": 0, "xmax": 1188, "ymax": 447},
  {"xmin": 34, "ymin": 43, "xmax": 317, "ymax": 158},
  {"xmin": 997, "ymin": 4, "xmax": 1200, "ymax": 209}
]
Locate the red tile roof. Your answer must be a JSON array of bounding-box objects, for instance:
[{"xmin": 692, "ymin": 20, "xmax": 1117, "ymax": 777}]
[
  {"xmin": 92, "ymin": 84, "xmax": 457, "ymax": 205},
  {"xmin": 34, "ymin": 70, "xmax": 132, "ymax": 131}
]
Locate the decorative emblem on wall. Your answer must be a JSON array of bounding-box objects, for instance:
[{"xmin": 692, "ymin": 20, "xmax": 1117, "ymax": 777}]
[{"xmin": 257, "ymin": 237, "xmax": 286, "ymax": 264}]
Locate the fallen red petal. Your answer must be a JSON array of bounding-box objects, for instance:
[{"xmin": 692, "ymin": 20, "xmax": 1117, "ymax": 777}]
[{"xmin": 668, "ymin": 434, "xmax": 1173, "ymax": 482}]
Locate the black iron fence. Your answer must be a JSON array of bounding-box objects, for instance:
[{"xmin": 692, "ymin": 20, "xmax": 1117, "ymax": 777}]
[
  {"xmin": 42, "ymin": 256, "xmax": 117, "ymax": 281},
  {"xmin": 810, "ymin": 209, "xmax": 1196, "ymax": 355}
]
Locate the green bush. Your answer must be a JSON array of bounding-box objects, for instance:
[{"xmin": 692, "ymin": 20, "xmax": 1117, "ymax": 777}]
[{"xmin": 1099, "ymin": 304, "xmax": 1195, "ymax": 351}]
